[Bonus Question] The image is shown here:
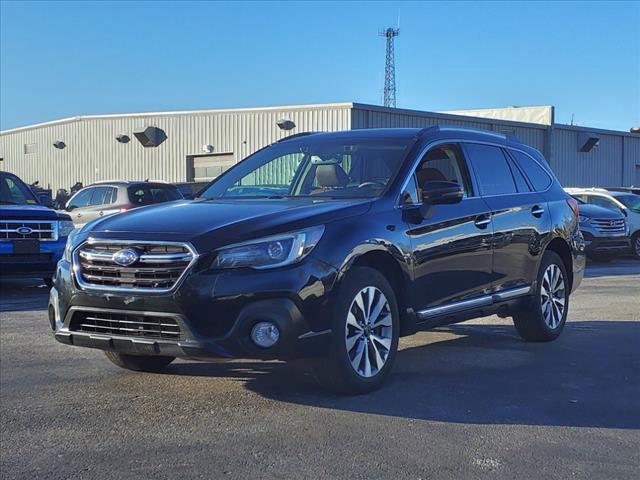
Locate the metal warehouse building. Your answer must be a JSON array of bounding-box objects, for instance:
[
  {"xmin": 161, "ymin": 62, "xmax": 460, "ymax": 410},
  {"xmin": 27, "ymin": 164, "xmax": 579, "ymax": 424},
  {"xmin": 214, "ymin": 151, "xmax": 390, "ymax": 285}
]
[{"xmin": 1, "ymin": 102, "xmax": 638, "ymax": 193}]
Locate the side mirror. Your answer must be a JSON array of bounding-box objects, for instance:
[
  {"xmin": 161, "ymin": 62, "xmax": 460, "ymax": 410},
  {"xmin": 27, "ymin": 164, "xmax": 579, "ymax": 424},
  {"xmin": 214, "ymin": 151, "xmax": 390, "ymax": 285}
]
[
  {"xmin": 65, "ymin": 203, "xmax": 76, "ymax": 212},
  {"xmin": 421, "ymin": 180, "xmax": 464, "ymax": 205}
]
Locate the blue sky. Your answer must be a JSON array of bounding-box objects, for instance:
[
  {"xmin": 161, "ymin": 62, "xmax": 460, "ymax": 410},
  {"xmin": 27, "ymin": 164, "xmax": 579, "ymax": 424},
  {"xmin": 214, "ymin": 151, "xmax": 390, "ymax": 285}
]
[{"xmin": 1, "ymin": 1, "xmax": 638, "ymax": 131}]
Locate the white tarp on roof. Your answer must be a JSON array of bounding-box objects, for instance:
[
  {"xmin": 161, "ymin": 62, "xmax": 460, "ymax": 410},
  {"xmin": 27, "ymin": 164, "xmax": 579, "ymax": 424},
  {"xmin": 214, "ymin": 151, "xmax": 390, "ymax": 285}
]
[{"xmin": 440, "ymin": 106, "xmax": 554, "ymax": 126}]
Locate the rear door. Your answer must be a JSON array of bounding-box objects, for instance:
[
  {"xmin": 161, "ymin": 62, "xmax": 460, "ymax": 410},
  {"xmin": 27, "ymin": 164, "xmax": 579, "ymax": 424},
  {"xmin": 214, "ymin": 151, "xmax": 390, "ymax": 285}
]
[
  {"xmin": 463, "ymin": 143, "xmax": 551, "ymax": 293},
  {"xmin": 403, "ymin": 143, "xmax": 494, "ymax": 312}
]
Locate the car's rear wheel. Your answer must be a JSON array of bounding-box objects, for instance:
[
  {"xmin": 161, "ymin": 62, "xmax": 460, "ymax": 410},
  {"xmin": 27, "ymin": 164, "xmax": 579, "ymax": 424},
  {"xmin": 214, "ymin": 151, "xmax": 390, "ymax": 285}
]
[
  {"xmin": 512, "ymin": 251, "xmax": 569, "ymax": 342},
  {"xmin": 104, "ymin": 351, "xmax": 175, "ymax": 372},
  {"xmin": 312, "ymin": 267, "xmax": 399, "ymax": 394},
  {"xmin": 632, "ymin": 233, "xmax": 640, "ymax": 260}
]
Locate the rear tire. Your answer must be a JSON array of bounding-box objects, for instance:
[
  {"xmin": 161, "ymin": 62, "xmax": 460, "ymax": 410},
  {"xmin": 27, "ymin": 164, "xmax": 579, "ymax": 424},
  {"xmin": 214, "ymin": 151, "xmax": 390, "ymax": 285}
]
[
  {"xmin": 312, "ymin": 267, "xmax": 400, "ymax": 395},
  {"xmin": 104, "ymin": 351, "xmax": 175, "ymax": 372},
  {"xmin": 512, "ymin": 251, "xmax": 569, "ymax": 342}
]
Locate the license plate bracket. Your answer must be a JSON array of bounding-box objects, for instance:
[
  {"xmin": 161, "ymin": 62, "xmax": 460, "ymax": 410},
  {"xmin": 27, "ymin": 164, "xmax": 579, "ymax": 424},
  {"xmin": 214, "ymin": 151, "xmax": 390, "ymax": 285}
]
[{"xmin": 12, "ymin": 239, "xmax": 41, "ymax": 255}]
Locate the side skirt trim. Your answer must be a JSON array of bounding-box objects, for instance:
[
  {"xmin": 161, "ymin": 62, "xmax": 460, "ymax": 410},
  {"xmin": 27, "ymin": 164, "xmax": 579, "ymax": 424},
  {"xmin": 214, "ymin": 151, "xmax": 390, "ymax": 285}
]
[{"xmin": 416, "ymin": 285, "xmax": 531, "ymax": 321}]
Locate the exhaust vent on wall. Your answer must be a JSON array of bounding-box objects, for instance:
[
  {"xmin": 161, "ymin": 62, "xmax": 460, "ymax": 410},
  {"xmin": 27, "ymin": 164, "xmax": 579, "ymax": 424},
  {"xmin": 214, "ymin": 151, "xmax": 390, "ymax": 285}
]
[
  {"xmin": 578, "ymin": 132, "xmax": 600, "ymax": 152},
  {"xmin": 133, "ymin": 126, "xmax": 167, "ymax": 147}
]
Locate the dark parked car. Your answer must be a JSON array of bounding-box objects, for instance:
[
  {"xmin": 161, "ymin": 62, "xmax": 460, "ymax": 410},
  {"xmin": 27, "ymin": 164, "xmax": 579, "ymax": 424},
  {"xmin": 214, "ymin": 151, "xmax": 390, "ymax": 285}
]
[
  {"xmin": 51, "ymin": 127, "xmax": 585, "ymax": 394},
  {"xmin": 1, "ymin": 171, "xmax": 74, "ymax": 286},
  {"xmin": 565, "ymin": 196, "xmax": 629, "ymax": 261},
  {"xmin": 65, "ymin": 181, "xmax": 183, "ymax": 227}
]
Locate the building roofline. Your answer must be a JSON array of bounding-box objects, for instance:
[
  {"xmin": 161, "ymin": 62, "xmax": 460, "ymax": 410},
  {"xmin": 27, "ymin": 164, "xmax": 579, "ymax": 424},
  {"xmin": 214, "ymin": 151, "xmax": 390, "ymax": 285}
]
[
  {"xmin": 553, "ymin": 122, "xmax": 640, "ymax": 138},
  {"xmin": 351, "ymin": 103, "xmax": 549, "ymax": 130},
  {"xmin": 0, "ymin": 102, "xmax": 355, "ymax": 135}
]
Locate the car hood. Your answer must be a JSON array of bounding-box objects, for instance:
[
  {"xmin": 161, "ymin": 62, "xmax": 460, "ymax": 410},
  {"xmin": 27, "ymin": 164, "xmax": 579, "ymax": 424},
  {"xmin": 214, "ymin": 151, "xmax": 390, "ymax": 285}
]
[
  {"xmin": 578, "ymin": 203, "xmax": 624, "ymax": 219},
  {"xmin": 0, "ymin": 204, "xmax": 70, "ymax": 221},
  {"xmin": 86, "ymin": 198, "xmax": 372, "ymax": 250}
]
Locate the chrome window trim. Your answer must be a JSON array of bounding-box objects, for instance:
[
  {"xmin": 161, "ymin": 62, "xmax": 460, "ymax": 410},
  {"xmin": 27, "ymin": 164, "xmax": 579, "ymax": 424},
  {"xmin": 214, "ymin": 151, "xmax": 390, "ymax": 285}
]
[
  {"xmin": 396, "ymin": 138, "xmax": 552, "ymax": 207},
  {"xmin": 72, "ymin": 238, "xmax": 199, "ymax": 295},
  {"xmin": 0, "ymin": 219, "xmax": 59, "ymax": 241}
]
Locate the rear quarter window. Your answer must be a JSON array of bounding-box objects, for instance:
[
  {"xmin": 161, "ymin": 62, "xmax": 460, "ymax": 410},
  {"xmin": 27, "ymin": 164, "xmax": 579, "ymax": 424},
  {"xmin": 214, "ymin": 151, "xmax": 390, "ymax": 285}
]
[
  {"xmin": 128, "ymin": 186, "xmax": 182, "ymax": 205},
  {"xmin": 509, "ymin": 150, "xmax": 552, "ymax": 192}
]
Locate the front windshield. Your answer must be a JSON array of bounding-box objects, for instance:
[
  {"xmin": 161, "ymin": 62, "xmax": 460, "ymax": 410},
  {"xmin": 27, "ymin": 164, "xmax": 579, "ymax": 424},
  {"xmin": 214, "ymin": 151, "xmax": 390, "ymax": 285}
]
[
  {"xmin": 615, "ymin": 194, "xmax": 640, "ymax": 213},
  {"xmin": 199, "ymin": 136, "xmax": 414, "ymax": 199},
  {"xmin": 0, "ymin": 174, "xmax": 38, "ymax": 205}
]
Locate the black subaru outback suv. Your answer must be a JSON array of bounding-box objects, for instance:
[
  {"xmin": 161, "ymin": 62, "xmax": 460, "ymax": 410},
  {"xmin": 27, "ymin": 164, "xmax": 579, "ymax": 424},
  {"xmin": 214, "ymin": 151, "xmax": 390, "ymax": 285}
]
[{"xmin": 51, "ymin": 127, "xmax": 585, "ymax": 394}]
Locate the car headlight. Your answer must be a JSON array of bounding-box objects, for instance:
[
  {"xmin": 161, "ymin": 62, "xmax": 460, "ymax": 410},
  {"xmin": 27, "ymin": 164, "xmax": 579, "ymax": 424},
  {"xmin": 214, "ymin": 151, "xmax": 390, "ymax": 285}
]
[
  {"xmin": 211, "ymin": 226, "xmax": 325, "ymax": 270},
  {"xmin": 578, "ymin": 215, "xmax": 590, "ymax": 225},
  {"xmin": 62, "ymin": 228, "xmax": 80, "ymax": 262},
  {"xmin": 58, "ymin": 220, "xmax": 75, "ymax": 237}
]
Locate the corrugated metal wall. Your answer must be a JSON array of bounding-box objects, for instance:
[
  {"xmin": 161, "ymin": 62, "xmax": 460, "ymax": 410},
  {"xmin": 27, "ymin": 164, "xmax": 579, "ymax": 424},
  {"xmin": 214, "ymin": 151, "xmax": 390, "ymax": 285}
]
[
  {"xmin": 550, "ymin": 126, "xmax": 640, "ymax": 187},
  {"xmin": 0, "ymin": 105, "xmax": 351, "ymax": 192},
  {"xmin": 351, "ymin": 104, "xmax": 547, "ymax": 152},
  {"xmin": 1, "ymin": 102, "xmax": 638, "ymax": 192}
]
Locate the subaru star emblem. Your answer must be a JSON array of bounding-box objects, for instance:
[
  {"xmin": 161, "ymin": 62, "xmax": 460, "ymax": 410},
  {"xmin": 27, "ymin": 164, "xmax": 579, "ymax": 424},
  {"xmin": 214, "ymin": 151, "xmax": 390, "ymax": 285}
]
[
  {"xmin": 16, "ymin": 226, "xmax": 33, "ymax": 235},
  {"xmin": 112, "ymin": 248, "xmax": 140, "ymax": 267}
]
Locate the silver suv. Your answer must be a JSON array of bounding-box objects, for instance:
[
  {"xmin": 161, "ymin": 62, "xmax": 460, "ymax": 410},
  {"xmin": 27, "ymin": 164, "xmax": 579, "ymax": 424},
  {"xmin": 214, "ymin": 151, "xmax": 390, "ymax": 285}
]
[{"xmin": 65, "ymin": 181, "xmax": 183, "ymax": 227}]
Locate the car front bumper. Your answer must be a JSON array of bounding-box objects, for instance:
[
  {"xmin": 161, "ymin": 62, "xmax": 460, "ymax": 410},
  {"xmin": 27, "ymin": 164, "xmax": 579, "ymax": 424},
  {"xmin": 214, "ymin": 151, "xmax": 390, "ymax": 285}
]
[
  {"xmin": 581, "ymin": 231, "xmax": 631, "ymax": 255},
  {"xmin": 0, "ymin": 238, "xmax": 66, "ymax": 278},
  {"xmin": 50, "ymin": 256, "xmax": 338, "ymax": 360}
]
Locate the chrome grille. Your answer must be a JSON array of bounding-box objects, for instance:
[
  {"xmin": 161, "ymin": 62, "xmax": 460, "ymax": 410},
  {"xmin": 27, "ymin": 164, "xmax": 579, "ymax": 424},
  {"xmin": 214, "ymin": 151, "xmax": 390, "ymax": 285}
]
[
  {"xmin": 591, "ymin": 218, "xmax": 626, "ymax": 236},
  {"xmin": 74, "ymin": 241, "xmax": 196, "ymax": 293},
  {"xmin": 0, "ymin": 220, "xmax": 57, "ymax": 241},
  {"xmin": 69, "ymin": 310, "xmax": 181, "ymax": 340}
]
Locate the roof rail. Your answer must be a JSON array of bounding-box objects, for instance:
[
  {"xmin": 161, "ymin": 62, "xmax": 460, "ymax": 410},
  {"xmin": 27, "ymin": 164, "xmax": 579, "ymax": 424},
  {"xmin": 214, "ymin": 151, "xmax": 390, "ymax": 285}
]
[{"xmin": 276, "ymin": 131, "xmax": 318, "ymax": 143}]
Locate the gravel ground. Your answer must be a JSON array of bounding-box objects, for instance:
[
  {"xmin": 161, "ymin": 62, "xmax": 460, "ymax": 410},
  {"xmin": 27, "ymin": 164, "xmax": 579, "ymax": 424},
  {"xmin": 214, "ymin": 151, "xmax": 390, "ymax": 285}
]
[{"xmin": 1, "ymin": 259, "xmax": 639, "ymax": 479}]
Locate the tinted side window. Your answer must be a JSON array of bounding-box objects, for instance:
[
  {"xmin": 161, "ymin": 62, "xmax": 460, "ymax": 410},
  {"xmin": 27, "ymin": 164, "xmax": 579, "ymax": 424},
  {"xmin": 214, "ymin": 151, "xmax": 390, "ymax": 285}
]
[
  {"xmin": 68, "ymin": 188, "xmax": 93, "ymax": 208},
  {"xmin": 415, "ymin": 144, "xmax": 473, "ymax": 197},
  {"xmin": 89, "ymin": 186, "xmax": 109, "ymax": 206},
  {"xmin": 505, "ymin": 153, "xmax": 531, "ymax": 193},
  {"xmin": 509, "ymin": 150, "xmax": 552, "ymax": 192},
  {"xmin": 464, "ymin": 143, "xmax": 517, "ymax": 196}
]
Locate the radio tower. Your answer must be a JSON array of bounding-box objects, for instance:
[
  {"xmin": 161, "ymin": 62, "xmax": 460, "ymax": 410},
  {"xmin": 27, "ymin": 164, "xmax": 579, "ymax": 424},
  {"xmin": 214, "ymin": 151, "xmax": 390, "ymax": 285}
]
[{"xmin": 380, "ymin": 26, "xmax": 399, "ymax": 108}]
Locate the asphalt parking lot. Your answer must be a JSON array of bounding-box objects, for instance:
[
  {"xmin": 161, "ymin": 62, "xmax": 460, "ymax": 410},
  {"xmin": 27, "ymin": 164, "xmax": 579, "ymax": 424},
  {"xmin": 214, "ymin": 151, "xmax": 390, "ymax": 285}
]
[{"xmin": 1, "ymin": 260, "xmax": 639, "ymax": 479}]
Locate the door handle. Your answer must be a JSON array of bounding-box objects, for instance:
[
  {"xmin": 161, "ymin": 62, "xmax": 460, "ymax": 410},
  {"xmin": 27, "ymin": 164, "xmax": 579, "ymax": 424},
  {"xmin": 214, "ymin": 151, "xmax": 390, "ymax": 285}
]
[
  {"xmin": 474, "ymin": 216, "xmax": 491, "ymax": 229},
  {"xmin": 531, "ymin": 205, "xmax": 545, "ymax": 217}
]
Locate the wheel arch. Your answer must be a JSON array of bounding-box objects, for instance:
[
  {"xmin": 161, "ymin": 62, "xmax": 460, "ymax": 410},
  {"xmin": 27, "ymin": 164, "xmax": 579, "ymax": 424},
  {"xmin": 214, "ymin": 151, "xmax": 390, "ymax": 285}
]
[
  {"xmin": 544, "ymin": 237, "xmax": 574, "ymax": 291},
  {"xmin": 338, "ymin": 247, "xmax": 413, "ymax": 335}
]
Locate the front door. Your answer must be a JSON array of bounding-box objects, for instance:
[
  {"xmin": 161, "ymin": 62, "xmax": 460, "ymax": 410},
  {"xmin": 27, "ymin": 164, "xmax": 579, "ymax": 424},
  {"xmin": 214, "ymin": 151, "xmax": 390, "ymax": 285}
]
[{"xmin": 402, "ymin": 143, "xmax": 494, "ymax": 312}]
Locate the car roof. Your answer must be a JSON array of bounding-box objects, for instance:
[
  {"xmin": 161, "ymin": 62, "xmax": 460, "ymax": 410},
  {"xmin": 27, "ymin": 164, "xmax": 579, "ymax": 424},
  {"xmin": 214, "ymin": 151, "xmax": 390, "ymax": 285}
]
[{"xmin": 87, "ymin": 181, "xmax": 176, "ymax": 188}]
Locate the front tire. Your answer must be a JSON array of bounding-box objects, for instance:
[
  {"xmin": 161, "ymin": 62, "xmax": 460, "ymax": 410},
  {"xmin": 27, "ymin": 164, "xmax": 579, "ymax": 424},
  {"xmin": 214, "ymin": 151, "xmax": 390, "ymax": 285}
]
[
  {"xmin": 512, "ymin": 251, "xmax": 569, "ymax": 342},
  {"xmin": 104, "ymin": 351, "xmax": 175, "ymax": 372},
  {"xmin": 312, "ymin": 267, "xmax": 400, "ymax": 394}
]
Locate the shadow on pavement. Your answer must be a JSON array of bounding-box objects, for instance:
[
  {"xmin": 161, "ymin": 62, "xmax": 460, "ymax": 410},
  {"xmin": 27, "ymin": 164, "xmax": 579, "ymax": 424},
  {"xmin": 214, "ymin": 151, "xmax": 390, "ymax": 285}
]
[
  {"xmin": 165, "ymin": 321, "xmax": 640, "ymax": 429},
  {"xmin": 584, "ymin": 258, "xmax": 640, "ymax": 278},
  {"xmin": 0, "ymin": 279, "xmax": 49, "ymax": 312}
]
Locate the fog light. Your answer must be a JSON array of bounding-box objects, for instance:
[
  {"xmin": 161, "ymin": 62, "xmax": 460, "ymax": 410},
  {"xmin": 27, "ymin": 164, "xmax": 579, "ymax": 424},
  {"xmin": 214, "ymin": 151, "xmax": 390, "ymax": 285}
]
[{"xmin": 251, "ymin": 321, "xmax": 280, "ymax": 348}]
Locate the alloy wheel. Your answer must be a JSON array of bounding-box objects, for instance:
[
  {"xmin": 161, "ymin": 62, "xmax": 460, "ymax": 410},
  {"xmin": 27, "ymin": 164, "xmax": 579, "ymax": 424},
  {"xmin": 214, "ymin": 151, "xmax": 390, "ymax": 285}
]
[
  {"xmin": 540, "ymin": 264, "xmax": 566, "ymax": 329},
  {"xmin": 345, "ymin": 286, "xmax": 393, "ymax": 378}
]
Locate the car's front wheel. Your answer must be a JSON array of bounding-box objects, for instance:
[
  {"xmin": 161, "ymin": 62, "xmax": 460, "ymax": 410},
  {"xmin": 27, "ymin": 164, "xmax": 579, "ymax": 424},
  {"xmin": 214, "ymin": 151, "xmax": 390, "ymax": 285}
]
[
  {"xmin": 312, "ymin": 267, "xmax": 400, "ymax": 394},
  {"xmin": 104, "ymin": 351, "xmax": 175, "ymax": 372},
  {"xmin": 512, "ymin": 251, "xmax": 569, "ymax": 342}
]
